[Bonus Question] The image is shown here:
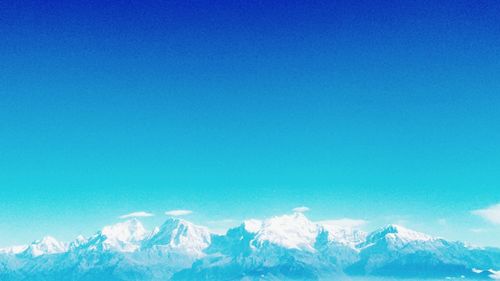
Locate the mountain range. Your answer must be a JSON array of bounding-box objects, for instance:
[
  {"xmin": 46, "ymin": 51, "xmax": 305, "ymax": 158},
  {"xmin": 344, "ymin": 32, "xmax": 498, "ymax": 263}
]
[{"xmin": 1, "ymin": 213, "xmax": 499, "ymax": 281}]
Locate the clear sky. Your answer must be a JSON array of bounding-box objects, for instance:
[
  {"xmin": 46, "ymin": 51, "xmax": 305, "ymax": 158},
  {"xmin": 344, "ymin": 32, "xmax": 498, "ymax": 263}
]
[{"xmin": 1, "ymin": 0, "xmax": 499, "ymax": 247}]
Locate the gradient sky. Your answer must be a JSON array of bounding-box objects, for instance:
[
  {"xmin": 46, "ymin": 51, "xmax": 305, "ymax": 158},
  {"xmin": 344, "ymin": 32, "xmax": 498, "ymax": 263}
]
[{"xmin": 1, "ymin": 0, "xmax": 499, "ymax": 247}]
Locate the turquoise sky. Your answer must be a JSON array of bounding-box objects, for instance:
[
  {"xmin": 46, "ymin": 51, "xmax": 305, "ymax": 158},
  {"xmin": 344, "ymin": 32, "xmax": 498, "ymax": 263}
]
[{"xmin": 1, "ymin": 0, "xmax": 499, "ymax": 247}]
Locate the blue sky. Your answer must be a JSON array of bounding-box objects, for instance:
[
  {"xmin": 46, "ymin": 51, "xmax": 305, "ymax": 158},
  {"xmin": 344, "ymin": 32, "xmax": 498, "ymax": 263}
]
[{"xmin": 0, "ymin": 0, "xmax": 499, "ymax": 247}]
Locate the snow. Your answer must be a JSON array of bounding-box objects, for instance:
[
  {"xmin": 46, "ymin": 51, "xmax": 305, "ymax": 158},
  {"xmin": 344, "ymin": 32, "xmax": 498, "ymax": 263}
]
[
  {"xmin": 1, "ymin": 214, "xmax": 499, "ymax": 280},
  {"xmin": 245, "ymin": 214, "xmax": 366, "ymax": 251},
  {"xmin": 0, "ymin": 244, "xmax": 28, "ymax": 254},
  {"xmin": 101, "ymin": 218, "xmax": 147, "ymax": 242},
  {"xmin": 243, "ymin": 219, "xmax": 263, "ymax": 233},
  {"xmin": 84, "ymin": 219, "xmax": 147, "ymax": 252},
  {"xmin": 252, "ymin": 212, "xmax": 319, "ymax": 252},
  {"xmin": 143, "ymin": 217, "xmax": 211, "ymax": 255},
  {"xmin": 366, "ymin": 224, "xmax": 435, "ymax": 243},
  {"xmin": 23, "ymin": 236, "xmax": 67, "ymax": 257},
  {"xmin": 68, "ymin": 235, "xmax": 88, "ymax": 250}
]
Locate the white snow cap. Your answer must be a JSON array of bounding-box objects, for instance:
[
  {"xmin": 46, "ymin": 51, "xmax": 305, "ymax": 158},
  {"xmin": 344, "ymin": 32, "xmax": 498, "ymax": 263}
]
[
  {"xmin": 243, "ymin": 219, "xmax": 263, "ymax": 233},
  {"xmin": 85, "ymin": 219, "xmax": 148, "ymax": 252},
  {"xmin": 144, "ymin": 217, "xmax": 211, "ymax": 256},
  {"xmin": 101, "ymin": 219, "xmax": 147, "ymax": 241},
  {"xmin": 23, "ymin": 236, "xmax": 67, "ymax": 257},
  {"xmin": 368, "ymin": 224, "xmax": 434, "ymax": 243},
  {"xmin": 252, "ymin": 212, "xmax": 319, "ymax": 252},
  {"xmin": 0, "ymin": 244, "xmax": 28, "ymax": 255}
]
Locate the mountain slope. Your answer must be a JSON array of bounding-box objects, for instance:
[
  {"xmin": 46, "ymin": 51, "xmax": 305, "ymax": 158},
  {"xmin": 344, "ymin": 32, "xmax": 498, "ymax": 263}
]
[{"xmin": 346, "ymin": 224, "xmax": 500, "ymax": 278}]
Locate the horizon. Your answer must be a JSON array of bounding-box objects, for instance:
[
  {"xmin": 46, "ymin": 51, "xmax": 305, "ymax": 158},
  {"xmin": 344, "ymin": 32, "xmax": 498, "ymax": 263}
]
[
  {"xmin": 1, "ymin": 0, "xmax": 499, "ymax": 251},
  {"xmin": 2, "ymin": 207, "xmax": 499, "ymax": 249}
]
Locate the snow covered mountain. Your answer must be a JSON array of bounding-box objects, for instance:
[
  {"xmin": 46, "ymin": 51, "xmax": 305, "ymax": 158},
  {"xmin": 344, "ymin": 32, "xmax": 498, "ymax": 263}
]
[
  {"xmin": 346, "ymin": 224, "xmax": 500, "ymax": 279},
  {"xmin": 20, "ymin": 236, "xmax": 67, "ymax": 257},
  {"xmin": 0, "ymin": 245, "xmax": 28, "ymax": 255},
  {"xmin": 142, "ymin": 217, "xmax": 211, "ymax": 255},
  {"xmin": 76, "ymin": 219, "xmax": 147, "ymax": 253},
  {"xmin": 1, "ymin": 213, "xmax": 499, "ymax": 281}
]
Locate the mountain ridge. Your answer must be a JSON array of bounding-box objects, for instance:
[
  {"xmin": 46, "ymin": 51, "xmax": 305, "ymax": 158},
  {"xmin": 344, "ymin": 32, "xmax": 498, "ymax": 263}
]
[{"xmin": 1, "ymin": 213, "xmax": 499, "ymax": 280}]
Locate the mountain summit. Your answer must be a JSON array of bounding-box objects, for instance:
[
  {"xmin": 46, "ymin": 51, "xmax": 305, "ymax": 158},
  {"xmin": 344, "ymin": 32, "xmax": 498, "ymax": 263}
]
[
  {"xmin": 79, "ymin": 219, "xmax": 147, "ymax": 253},
  {"xmin": 143, "ymin": 217, "xmax": 211, "ymax": 255},
  {"xmin": 21, "ymin": 236, "xmax": 67, "ymax": 257}
]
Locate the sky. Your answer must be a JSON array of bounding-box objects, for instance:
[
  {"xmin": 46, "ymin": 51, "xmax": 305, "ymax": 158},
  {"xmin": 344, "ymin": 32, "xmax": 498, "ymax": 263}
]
[{"xmin": 0, "ymin": 0, "xmax": 499, "ymax": 247}]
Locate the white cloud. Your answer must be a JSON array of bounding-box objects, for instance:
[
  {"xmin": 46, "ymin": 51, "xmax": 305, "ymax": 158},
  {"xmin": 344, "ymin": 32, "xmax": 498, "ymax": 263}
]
[
  {"xmin": 472, "ymin": 268, "xmax": 483, "ymax": 274},
  {"xmin": 437, "ymin": 218, "xmax": 447, "ymax": 226},
  {"xmin": 292, "ymin": 206, "xmax": 310, "ymax": 213},
  {"xmin": 472, "ymin": 203, "xmax": 500, "ymax": 224},
  {"xmin": 470, "ymin": 228, "xmax": 486, "ymax": 233},
  {"xmin": 165, "ymin": 209, "xmax": 193, "ymax": 216},
  {"xmin": 489, "ymin": 269, "xmax": 500, "ymax": 280},
  {"xmin": 119, "ymin": 211, "xmax": 154, "ymax": 219},
  {"xmin": 318, "ymin": 218, "xmax": 367, "ymax": 229}
]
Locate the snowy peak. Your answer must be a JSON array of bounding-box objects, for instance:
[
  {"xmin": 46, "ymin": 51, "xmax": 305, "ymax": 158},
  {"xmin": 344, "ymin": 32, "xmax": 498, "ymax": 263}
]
[
  {"xmin": 68, "ymin": 235, "xmax": 88, "ymax": 250},
  {"xmin": 101, "ymin": 218, "xmax": 147, "ymax": 242},
  {"xmin": 0, "ymin": 244, "xmax": 28, "ymax": 255},
  {"xmin": 82, "ymin": 219, "xmax": 147, "ymax": 252},
  {"xmin": 143, "ymin": 218, "xmax": 211, "ymax": 254},
  {"xmin": 251, "ymin": 212, "xmax": 319, "ymax": 252},
  {"xmin": 366, "ymin": 224, "xmax": 434, "ymax": 244},
  {"xmin": 237, "ymin": 214, "xmax": 367, "ymax": 251},
  {"xmin": 22, "ymin": 236, "xmax": 67, "ymax": 257},
  {"xmin": 242, "ymin": 219, "xmax": 263, "ymax": 233}
]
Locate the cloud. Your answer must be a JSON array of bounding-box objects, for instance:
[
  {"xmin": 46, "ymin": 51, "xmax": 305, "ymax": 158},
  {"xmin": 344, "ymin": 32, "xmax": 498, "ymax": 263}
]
[
  {"xmin": 165, "ymin": 209, "xmax": 193, "ymax": 216},
  {"xmin": 470, "ymin": 228, "xmax": 486, "ymax": 233},
  {"xmin": 318, "ymin": 218, "xmax": 367, "ymax": 229},
  {"xmin": 489, "ymin": 269, "xmax": 500, "ymax": 280},
  {"xmin": 119, "ymin": 211, "xmax": 154, "ymax": 219},
  {"xmin": 292, "ymin": 206, "xmax": 310, "ymax": 213},
  {"xmin": 472, "ymin": 203, "xmax": 500, "ymax": 224},
  {"xmin": 437, "ymin": 218, "xmax": 447, "ymax": 226}
]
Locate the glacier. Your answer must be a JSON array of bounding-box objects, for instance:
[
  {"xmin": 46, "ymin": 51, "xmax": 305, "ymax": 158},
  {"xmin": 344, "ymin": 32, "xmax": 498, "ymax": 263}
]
[{"xmin": 0, "ymin": 213, "xmax": 499, "ymax": 281}]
